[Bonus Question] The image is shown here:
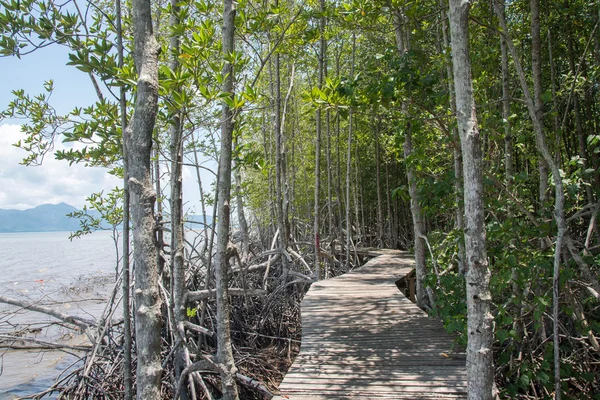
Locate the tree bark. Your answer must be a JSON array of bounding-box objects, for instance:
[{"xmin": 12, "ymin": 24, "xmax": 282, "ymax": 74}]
[
  {"xmin": 314, "ymin": 0, "xmax": 325, "ymax": 280},
  {"xmin": 532, "ymin": 0, "xmax": 549, "ymax": 208},
  {"xmin": 374, "ymin": 118, "xmax": 384, "ymax": 248},
  {"xmin": 499, "ymin": 0, "xmax": 513, "ymax": 186},
  {"xmin": 345, "ymin": 35, "xmax": 355, "ymax": 268},
  {"xmin": 440, "ymin": 0, "xmax": 466, "ymax": 275},
  {"xmin": 115, "ymin": 0, "xmax": 132, "ymax": 395},
  {"xmin": 448, "ymin": 1, "xmax": 494, "ymax": 398},
  {"xmin": 214, "ymin": 1, "xmax": 239, "ymax": 398},
  {"xmin": 273, "ymin": 1, "xmax": 289, "ymax": 269},
  {"xmin": 127, "ymin": 0, "xmax": 162, "ymax": 396},
  {"xmin": 494, "ymin": 6, "xmax": 568, "ymax": 398},
  {"xmin": 168, "ymin": 0, "xmax": 189, "ymax": 395},
  {"xmin": 392, "ymin": 8, "xmax": 429, "ymax": 308}
]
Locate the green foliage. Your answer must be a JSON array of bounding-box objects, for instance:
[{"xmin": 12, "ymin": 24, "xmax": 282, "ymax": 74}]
[{"xmin": 68, "ymin": 188, "xmax": 124, "ymax": 240}]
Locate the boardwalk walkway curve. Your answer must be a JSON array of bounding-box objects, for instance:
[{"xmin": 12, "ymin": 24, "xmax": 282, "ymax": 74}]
[{"xmin": 275, "ymin": 251, "xmax": 467, "ymax": 399}]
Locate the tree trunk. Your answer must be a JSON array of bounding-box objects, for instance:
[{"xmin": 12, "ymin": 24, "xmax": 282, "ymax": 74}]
[
  {"xmin": 392, "ymin": 9, "xmax": 429, "ymax": 308},
  {"xmin": 235, "ymin": 163, "xmax": 250, "ymax": 262},
  {"xmin": 385, "ymin": 160, "xmax": 393, "ymax": 247},
  {"xmin": 127, "ymin": 0, "xmax": 162, "ymax": 396},
  {"xmin": 532, "ymin": 0, "xmax": 549, "ymax": 209},
  {"xmin": 115, "ymin": 0, "xmax": 132, "ymax": 396},
  {"xmin": 314, "ymin": 0, "xmax": 325, "ymax": 280},
  {"xmin": 499, "ymin": 0, "xmax": 513, "ymax": 186},
  {"xmin": 345, "ymin": 34, "xmax": 355, "ymax": 268},
  {"xmin": 374, "ymin": 118, "xmax": 384, "ymax": 248},
  {"xmin": 440, "ymin": 0, "xmax": 466, "ymax": 275},
  {"xmin": 215, "ymin": 1, "xmax": 239, "ymax": 398},
  {"xmin": 494, "ymin": 5, "xmax": 568, "ymax": 398},
  {"xmin": 448, "ymin": 1, "xmax": 494, "ymax": 398},
  {"xmin": 566, "ymin": 14, "xmax": 594, "ymax": 204},
  {"xmin": 168, "ymin": 0, "xmax": 189, "ymax": 394},
  {"xmin": 273, "ymin": 2, "xmax": 288, "ymax": 262}
]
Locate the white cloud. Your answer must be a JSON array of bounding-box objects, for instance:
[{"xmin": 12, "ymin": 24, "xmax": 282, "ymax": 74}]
[{"xmin": 0, "ymin": 124, "xmax": 121, "ymax": 210}]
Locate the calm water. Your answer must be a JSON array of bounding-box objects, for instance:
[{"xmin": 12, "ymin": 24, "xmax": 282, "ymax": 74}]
[{"xmin": 0, "ymin": 231, "xmax": 119, "ymax": 398}]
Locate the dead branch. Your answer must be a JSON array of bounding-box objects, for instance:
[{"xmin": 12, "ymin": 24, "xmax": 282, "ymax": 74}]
[
  {"xmin": 0, "ymin": 295, "xmax": 94, "ymax": 329},
  {"xmin": 0, "ymin": 334, "xmax": 92, "ymax": 352},
  {"xmin": 185, "ymin": 288, "xmax": 266, "ymax": 303},
  {"xmin": 183, "ymin": 320, "xmax": 214, "ymax": 337}
]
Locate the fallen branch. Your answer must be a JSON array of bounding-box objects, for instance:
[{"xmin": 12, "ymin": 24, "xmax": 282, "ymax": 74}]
[
  {"xmin": 0, "ymin": 295, "xmax": 94, "ymax": 329},
  {"xmin": 288, "ymin": 248, "xmax": 313, "ymax": 275},
  {"xmin": 184, "ymin": 320, "xmax": 214, "ymax": 337},
  {"xmin": 0, "ymin": 334, "xmax": 92, "ymax": 352},
  {"xmin": 235, "ymin": 372, "xmax": 273, "ymax": 399}
]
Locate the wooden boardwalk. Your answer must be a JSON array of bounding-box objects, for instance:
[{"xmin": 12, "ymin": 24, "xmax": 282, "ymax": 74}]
[{"xmin": 275, "ymin": 252, "xmax": 467, "ymax": 399}]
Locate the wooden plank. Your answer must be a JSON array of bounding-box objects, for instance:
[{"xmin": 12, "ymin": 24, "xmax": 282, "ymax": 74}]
[{"xmin": 275, "ymin": 252, "xmax": 467, "ymax": 399}]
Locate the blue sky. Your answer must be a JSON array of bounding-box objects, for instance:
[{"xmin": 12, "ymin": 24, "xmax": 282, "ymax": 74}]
[{"xmin": 1, "ymin": 45, "xmax": 215, "ymax": 213}]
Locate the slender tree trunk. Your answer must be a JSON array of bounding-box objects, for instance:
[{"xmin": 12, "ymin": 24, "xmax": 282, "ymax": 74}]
[
  {"xmin": 345, "ymin": 35, "xmax": 355, "ymax": 268},
  {"xmin": 326, "ymin": 110, "xmax": 333, "ymax": 240},
  {"xmin": 374, "ymin": 119, "xmax": 384, "ymax": 248},
  {"xmin": 115, "ymin": 0, "xmax": 132, "ymax": 395},
  {"xmin": 234, "ymin": 162, "xmax": 250, "ymax": 262},
  {"xmin": 273, "ymin": 2, "xmax": 288, "ymax": 262},
  {"xmin": 192, "ymin": 138, "xmax": 209, "ymax": 256},
  {"xmin": 127, "ymin": 0, "xmax": 162, "ymax": 396},
  {"xmin": 392, "ymin": 9, "xmax": 429, "ymax": 308},
  {"xmin": 566, "ymin": 17, "xmax": 594, "ymax": 203},
  {"xmin": 448, "ymin": 1, "xmax": 494, "ymax": 398},
  {"xmin": 314, "ymin": 0, "xmax": 325, "ymax": 280},
  {"xmin": 532, "ymin": 0, "xmax": 549, "ymax": 208},
  {"xmin": 168, "ymin": 0, "xmax": 188, "ymax": 394},
  {"xmin": 404, "ymin": 124, "xmax": 429, "ymax": 308},
  {"xmin": 547, "ymin": 30, "xmax": 561, "ymax": 153},
  {"xmin": 499, "ymin": 0, "xmax": 513, "ymax": 185},
  {"xmin": 494, "ymin": 6, "xmax": 568, "ymax": 399},
  {"xmin": 215, "ymin": 1, "xmax": 239, "ymax": 398},
  {"xmin": 385, "ymin": 160, "xmax": 392, "ymax": 247},
  {"xmin": 280, "ymin": 63, "xmax": 295, "ymax": 245},
  {"xmin": 440, "ymin": 0, "xmax": 466, "ymax": 275},
  {"xmin": 155, "ymin": 147, "xmax": 168, "ymax": 289}
]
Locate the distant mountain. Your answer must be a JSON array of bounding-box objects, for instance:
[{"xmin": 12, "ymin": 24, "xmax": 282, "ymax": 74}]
[
  {"xmin": 0, "ymin": 203, "xmax": 214, "ymax": 233},
  {"xmin": 0, "ymin": 202, "xmax": 81, "ymax": 233}
]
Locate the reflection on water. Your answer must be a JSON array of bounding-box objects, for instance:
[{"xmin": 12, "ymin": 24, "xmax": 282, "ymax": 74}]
[{"xmin": 0, "ymin": 231, "xmax": 119, "ymax": 399}]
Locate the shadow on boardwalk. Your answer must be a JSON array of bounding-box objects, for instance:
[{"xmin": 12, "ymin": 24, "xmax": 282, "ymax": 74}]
[{"xmin": 274, "ymin": 252, "xmax": 467, "ymax": 399}]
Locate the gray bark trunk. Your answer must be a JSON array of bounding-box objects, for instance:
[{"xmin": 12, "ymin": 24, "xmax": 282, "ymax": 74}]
[
  {"xmin": 392, "ymin": 9, "xmax": 429, "ymax": 308},
  {"xmin": 168, "ymin": 0, "xmax": 188, "ymax": 394},
  {"xmin": 115, "ymin": 0, "xmax": 132, "ymax": 396},
  {"xmin": 567, "ymin": 23, "xmax": 594, "ymax": 204},
  {"xmin": 215, "ymin": 1, "xmax": 239, "ymax": 398},
  {"xmin": 345, "ymin": 35, "xmax": 355, "ymax": 268},
  {"xmin": 494, "ymin": 5, "xmax": 568, "ymax": 398},
  {"xmin": 273, "ymin": 3, "xmax": 289, "ymax": 265},
  {"xmin": 314, "ymin": 0, "xmax": 325, "ymax": 280},
  {"xmin": 127, "ymin": 0, "xmax": 162, "ymax": 396},
  {"xmin": 375, "ymin": 120, "xmax": 384, "ymax": 248},
  {"xmin": 500, "ymin": 0, "xmax": 513, "ymax": 185},
  {"xmin": 531, "ymin": 0, "xmax": 549, "ymax": 208},
  {"xmin": 235, "ymin": 164, "xmax": 250, "ymax": 262},
  {"xmin": 448, "ymin": 1, "xmax": 494, "ymax": 398},
  {"xmin": 440, "ymin": 0, "xmax": 466, "ymax": 275}
]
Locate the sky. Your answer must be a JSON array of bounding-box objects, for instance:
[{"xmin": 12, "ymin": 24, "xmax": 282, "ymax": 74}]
[{"xmin": 0, "ymin": 46, "xmax": 215, "ymax": 213}]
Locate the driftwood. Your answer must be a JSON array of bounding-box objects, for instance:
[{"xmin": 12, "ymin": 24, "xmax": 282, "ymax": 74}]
[
  {"xmin": 0, "ymin": 334, "xmax": 92, "ymax": 352},
  {"xmin": 0, "ymin": 294, "xmax": 95, "ymax": 329}
]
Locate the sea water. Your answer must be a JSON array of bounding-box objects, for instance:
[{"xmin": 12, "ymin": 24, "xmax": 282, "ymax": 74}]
[{"xmin": 0, "ymin": 231, "xmax": 118, "ymax": 398}]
